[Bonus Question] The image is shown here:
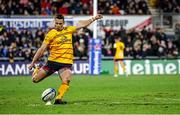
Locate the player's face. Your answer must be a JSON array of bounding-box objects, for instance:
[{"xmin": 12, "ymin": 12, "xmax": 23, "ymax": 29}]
[
  {"xmin": 115, "ymin": 39, "xmax": 119, "ymax": 42},
  {"xmin": 54, "ymin": 19, "xmax": 64, "ymax": 31}
]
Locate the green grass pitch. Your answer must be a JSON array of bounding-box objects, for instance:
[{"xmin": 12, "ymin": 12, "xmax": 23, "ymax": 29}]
[{"xmin": 0, "ymin": 75, "xmax": 180, "ymax": 114}]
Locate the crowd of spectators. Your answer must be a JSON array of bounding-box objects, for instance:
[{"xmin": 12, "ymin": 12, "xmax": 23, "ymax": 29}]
[
  {"xmin": 98, "ymin": 0, "xmax": 151, "ymax": 15},
  {"xmin": 0, "ymin": 0, "xmax": 151, "ymax": 15},
  {"xmin": 0, "ymin": 25, "xmax": 179, "ymax": 62},
  {"xmin": 100, "ymin": 26, "xmax": 180, "ymax": 59},
  {"xmin": 0, "ymin": 27, "xmax": 44, "ymax": 62},
  {"xmin": 0, "ymin": 0, "xmax": 93, "ymax": 15},
  {"xmin": 0, "ymin": 26, "xmax": 91, "ymax": 62},
  {"xmin": 158, "ymin": 0, "xmax": 180, "ymax": 13}
]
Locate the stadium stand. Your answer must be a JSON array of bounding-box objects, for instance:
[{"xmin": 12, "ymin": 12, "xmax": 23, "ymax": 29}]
[
  {"xmin": 0, "ymin": 25, "xmax": 179, "ymax": 62},
  {"xmin": 101, "ymin": 26, "xmax": 179, "ymax": 58},
  {"xmin": 0, "ymin": 0, "xmax": 151, "ymax": 15},
  {"xmin": 0, "ymin": 0, "xmax": 93, "ymax": 15},
  {"xmin": 158, "ymin": 0, "xmax": 180, "ymax": 13},
  {"xmin": 98, "ymin": 0, "xmax": 151, "ymax": 15},
  {"xmin": 0, "ymin": 0, "xmax": 179, "ymax": 62},
  {"xmin": 0, "ymin": 27, "xmax": 91, "ymax": 62}
]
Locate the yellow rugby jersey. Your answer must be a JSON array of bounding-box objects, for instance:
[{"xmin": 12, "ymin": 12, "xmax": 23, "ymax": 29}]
[
  {"xmin": 43, "ymin": 26, "xmax": 76, "ymax": 64},
  {"xmin": 114, "ymin": 41, "xmax": 125, "ymax": 59}
]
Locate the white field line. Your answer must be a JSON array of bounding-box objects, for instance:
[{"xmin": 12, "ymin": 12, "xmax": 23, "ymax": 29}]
[{"xmin": 155, "ymin": 97, "xmax": 180, "ymax": 101}]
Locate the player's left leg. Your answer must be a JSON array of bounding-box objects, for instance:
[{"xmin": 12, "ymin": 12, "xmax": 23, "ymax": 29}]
[
  {"xmin": 32, "ymin": 62, "xmax": 55, "ymax": 83},
  {"xmin": 54, "ymin": 68, "xmax": 72, "ymax": 104},
  {"xmin": 32, "ymin": 69, "xmax": 49, "ymax": 83}
]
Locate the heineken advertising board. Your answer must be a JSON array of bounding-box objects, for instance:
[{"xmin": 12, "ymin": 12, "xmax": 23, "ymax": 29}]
[
  {"xmin": 102, "ymin": 59, "xmax": 180, "ymax": 75},
  {"xmin": 0, "ymin": 59, "xmax": 179, "ymax": 76}
]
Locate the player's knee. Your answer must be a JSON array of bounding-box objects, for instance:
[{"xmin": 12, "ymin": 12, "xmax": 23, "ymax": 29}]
[
  {"xmin": 61, "ymin": 76, "xmax": 71, "ymax": 85},
  {"xmin": 63, "ymin": 80, "xmax": 70, "ymax": 85},
  {"xmin": 67, "ymin": 80, "xmax": 70, "ymax": 84},
  {"xmin": 61, "ymin": 78, "xmax": 70, "ymax": 84},
  {"xmin": 32, "ymin": 77, "xmax": 39, "ymax": 83}
]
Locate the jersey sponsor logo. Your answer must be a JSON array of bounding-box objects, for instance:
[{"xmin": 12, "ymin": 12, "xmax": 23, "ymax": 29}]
[{"xmin": 58, "ymin": 36, "xmax": 71, "ymax": 44}]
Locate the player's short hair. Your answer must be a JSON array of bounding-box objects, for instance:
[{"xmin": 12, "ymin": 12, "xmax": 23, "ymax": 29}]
[
  {"xmin": 115, "ymin": 36, "xmax": 121, "ymax": 41},
  {"xmin": 55, "ymin": 14, "xmax": 64, "ymax": 21}
]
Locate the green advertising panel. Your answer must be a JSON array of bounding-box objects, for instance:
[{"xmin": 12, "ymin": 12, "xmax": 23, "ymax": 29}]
[{"xmin": 101, "ymin": 59, "xmax": 180, "ymax": 75}]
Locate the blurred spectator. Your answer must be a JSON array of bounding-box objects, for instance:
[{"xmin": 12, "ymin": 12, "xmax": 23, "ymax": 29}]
[
  {"xmin": 111, "ymin": 3, "xmax": 121, "ymax": 15},
  {"xmin": 175, "ymin": 23, "xmax": 180, "ymax": 46},
  {"xmin": 133, "ymin": 39, "xmax": 142, "ymax": 58},
  {"xmin": 0, "ymin": 25, "xmax": 5, "ymax": 35},
  {"xmin": 167, "ymin": 39, "xmax": 178, "ymax": 57},
  {"xmin": 8, "ymin": 47, "xmax": 14, "ymax": 63},
  {"xmin": 58, "ymin": 2, "xmax": 69, "ymax": 15}
]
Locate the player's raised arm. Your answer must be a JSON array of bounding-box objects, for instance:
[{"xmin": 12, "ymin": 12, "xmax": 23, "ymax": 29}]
[
  {"xmin": 28, "ymin": 43, "xmax": 48, "ymax": 70},
  {"xmin": 76, "ymin": 14, "xmax": 103, "ymax": 30}
]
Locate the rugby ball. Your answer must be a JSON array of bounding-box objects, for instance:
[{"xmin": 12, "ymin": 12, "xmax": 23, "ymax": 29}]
[{"xmin": 41, "ymin": 88, "xmax": 56, "ymax": 102}]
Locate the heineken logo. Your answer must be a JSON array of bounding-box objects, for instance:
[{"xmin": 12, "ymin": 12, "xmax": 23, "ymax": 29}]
[{"xmin": 118, "ymin": 60, "xmax": 180, "ymax": 75}]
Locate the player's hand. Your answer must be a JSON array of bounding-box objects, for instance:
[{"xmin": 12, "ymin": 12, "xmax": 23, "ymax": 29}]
[
  {"xmin": 28, "ymin": 62, "xmax": 35, "ymax": 71},
  {"xmin": 94, "ymin": 14, "xmax": 103, "ymax": 20}
]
